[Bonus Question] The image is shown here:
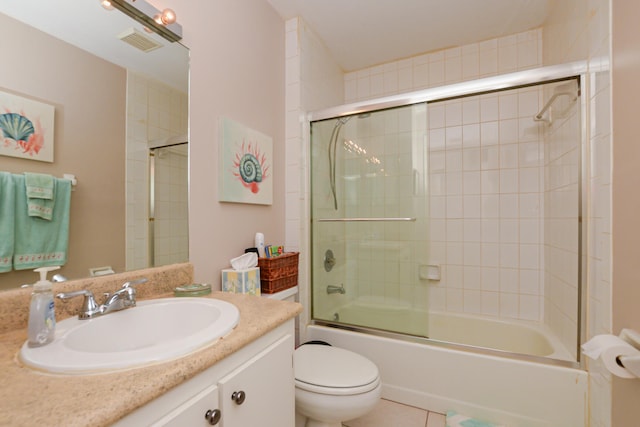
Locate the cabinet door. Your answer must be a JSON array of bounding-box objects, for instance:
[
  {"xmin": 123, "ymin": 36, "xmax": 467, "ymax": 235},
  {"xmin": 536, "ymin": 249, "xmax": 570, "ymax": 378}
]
[
  {"xmin": 218, "ymin": 334, "xmax": 294, "ymax": 427},
  {"xmin": 153, "ymin": 383, "xmax": 221, "ymax": 427}
]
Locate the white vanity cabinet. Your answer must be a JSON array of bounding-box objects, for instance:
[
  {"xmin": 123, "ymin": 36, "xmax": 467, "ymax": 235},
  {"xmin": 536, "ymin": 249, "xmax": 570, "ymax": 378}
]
[
  {"xmin": 157, "ymin": 383, "xmax": 220, "ymax": 426},
  {"xmin": 114, "ymin": 320, "xmax": 295, "ymax": 427}
]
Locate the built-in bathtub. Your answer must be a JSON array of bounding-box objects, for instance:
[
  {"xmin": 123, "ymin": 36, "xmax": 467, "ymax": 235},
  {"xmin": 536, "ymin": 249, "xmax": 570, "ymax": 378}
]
[
  {"xmin": 309, "ymin": 302, "xmax": 587, "ymax": 426},
  {"xmin": 330, "ymin": 301, "xmax": 572, "ymax": 360}
]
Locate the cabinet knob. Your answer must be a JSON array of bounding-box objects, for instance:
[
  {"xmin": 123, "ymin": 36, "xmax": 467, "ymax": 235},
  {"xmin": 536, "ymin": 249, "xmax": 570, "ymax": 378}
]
[
  {"xmin": 204, "ymin": 409, "xmax": 221, "ymax": 425},
  {"xmin": 231, "ymin": 390, "xmax": 246, "ymax": 405}
]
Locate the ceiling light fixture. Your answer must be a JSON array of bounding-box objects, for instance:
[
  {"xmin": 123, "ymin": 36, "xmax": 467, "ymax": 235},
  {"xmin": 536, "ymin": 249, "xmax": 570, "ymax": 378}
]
[{"xmin": 108, "ymin": 0, "xmax": 182, "ymax": 43}]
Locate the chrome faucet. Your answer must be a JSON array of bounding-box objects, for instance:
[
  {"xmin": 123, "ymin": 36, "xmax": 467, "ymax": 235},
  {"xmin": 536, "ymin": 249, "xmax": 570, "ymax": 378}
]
[
  {"xmin": 326, "ymin": 284, "xmax": 345, "ymax": 295},
  {"xmin": 56, "ymin": 278, "xmax": 148, "ymax": 319}
]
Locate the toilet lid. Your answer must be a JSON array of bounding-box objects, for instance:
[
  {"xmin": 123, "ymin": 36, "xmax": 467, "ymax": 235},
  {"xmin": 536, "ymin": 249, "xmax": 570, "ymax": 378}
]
[{"xmin": 294, "ymin": 345, "xmax": 379, "ymax": 389}]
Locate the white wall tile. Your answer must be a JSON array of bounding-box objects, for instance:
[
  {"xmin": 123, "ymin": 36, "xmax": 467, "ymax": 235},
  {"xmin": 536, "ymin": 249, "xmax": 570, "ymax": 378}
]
[
  {"xmin": 481, "ymin": 122, "xmax": 499, "ymax": 145},
  {"xmin": 429, "ymin": 60, "xmax": 445, "ymax": 86},
  {"xmin": 481, "ymin": 267, "xmax": 500, "ymax": 291},
  {"xmin": 462, "ymin": 99, "xmax": 480, "ymax": 124},
  {"xmin": 462, "ymin": 124, "xmax": 481, "ymax": 147}
]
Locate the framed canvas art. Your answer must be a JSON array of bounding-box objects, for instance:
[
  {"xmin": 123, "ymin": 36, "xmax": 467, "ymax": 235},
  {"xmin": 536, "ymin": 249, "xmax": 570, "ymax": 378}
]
[
  {"xmin": 0, "ymin": 90, "xmax": 55, "ymax": 163},
  {"xmin": 219, "ymin": 117, "xmax": 273, "ymax": 205}
]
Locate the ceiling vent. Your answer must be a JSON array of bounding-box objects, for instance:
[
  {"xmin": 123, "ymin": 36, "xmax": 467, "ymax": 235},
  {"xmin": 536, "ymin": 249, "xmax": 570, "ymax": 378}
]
[{"xmin": 118, "ymin": 28, "xmax": 163, "ymax": 52}]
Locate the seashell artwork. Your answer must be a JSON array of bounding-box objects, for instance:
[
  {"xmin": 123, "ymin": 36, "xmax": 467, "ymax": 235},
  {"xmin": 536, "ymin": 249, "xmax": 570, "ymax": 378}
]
[
  {"xmin": 0, "ymin": 90, "xmax": 55, "ymax": 162},
  {"xmin": 219, "ymin": 117, "xmax": 272, "ymax": 205},
  {"xmin": 238, "ymin": 153, "xmax": 263, "ymax": 186},
  {"xmin": 0, "ymin": 113, "xmax": 35, "ymax": 142}
]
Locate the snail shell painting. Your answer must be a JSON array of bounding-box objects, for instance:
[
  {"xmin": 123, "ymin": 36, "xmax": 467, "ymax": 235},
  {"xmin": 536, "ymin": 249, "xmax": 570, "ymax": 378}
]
[
  {"xmin": 238, "ymin": 153, "xmax": 263, "ymax": 189},
  {"xmin": 233, "ymin": 142, "xmax": 269, "ymax": 194},
  {"xmin": 221, "ymin": 117, "xmax": 272, "ymax": 205}
]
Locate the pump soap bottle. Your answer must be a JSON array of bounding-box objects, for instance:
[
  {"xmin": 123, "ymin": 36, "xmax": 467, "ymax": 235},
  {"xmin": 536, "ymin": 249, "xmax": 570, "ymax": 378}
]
[
  {"xmin": 255, "ymin": 232, "xmax": 266, "ymax": 258},
  {"xmin": 27, "ymin": 266, "xmax": 60, "ymax": 347}
]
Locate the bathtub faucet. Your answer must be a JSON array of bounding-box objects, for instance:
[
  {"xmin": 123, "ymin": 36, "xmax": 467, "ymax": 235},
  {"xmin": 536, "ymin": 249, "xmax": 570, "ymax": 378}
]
[{"xmin": 327, "ymin": 284, "xmax": 345, "ymax": 295}]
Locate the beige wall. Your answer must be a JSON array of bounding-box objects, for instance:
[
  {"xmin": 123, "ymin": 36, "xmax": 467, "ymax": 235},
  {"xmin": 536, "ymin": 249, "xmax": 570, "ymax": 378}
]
[
  {"xmin": 612, "ymin": 0, "xmax": 640, "ymax": 424},
  {"xmin": 165, "ymin": 0, "xmax": 286, "ymax": 286},
  {"xmin": 0, "ymin": 13, "xmax": 126, "ymax": 288}
]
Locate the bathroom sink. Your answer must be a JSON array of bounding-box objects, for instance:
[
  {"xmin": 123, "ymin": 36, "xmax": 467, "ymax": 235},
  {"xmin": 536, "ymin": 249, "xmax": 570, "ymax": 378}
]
[{"xmin": 19, "ymin": 297, "xmax": 240, "ymax": 375}]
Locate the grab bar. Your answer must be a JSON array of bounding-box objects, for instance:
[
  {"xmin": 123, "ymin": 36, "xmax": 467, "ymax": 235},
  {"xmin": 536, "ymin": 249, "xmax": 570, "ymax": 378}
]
[{"xmin": 316, "ymin": 217, "xmax": 416, "ymax": 222}]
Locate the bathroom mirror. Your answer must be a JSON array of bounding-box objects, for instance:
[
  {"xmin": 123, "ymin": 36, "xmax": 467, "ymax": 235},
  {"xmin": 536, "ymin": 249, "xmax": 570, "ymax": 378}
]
[{"xmin": 0, "ymin": 0, "xmax": 189, "ymax": 288}]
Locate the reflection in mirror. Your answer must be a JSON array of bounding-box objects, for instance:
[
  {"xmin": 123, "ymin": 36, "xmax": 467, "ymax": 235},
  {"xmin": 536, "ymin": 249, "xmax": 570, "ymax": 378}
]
[{"xmin": 0, "ymin": 0, "xmax": 189, "ymax": 289}]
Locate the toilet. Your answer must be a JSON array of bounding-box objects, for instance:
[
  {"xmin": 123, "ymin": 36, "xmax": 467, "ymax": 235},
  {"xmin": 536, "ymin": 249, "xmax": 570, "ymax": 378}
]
[{"xmin": 293, "ymin": 343, "xmax": 381, "ymax": 427}]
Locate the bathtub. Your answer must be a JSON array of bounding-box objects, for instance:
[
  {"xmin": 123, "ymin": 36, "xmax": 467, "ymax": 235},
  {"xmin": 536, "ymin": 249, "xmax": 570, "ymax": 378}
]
[
  {"xmin": 331, "ymin": 301, "xmax": 573, "ymax": 360},
  {"xmin": 308, "ymin": 303, "xmax": 587, "ymax": 426}
]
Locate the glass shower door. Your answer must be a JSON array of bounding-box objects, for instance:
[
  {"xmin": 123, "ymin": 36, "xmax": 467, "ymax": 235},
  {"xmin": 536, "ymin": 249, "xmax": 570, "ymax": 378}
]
[
  {"xmin": 149, "ymin": 143, "xmax": 189, "ymax": 267},
  {"xmin": 310, "ymin": 103, "xmax": 430, "ymax": 336}
]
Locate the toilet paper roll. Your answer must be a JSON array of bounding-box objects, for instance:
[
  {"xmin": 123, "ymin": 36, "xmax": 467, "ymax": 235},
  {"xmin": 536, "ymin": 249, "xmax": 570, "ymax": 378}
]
[{"xmin": 582, "ymin": 334, "xmax": 640, "ymax": 378}]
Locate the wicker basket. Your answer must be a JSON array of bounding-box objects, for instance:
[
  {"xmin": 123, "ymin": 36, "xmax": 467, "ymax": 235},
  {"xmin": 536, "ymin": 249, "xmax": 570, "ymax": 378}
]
[{"xmin": 258, "ymin": 252, "xmax": 299, "ymax": 294}]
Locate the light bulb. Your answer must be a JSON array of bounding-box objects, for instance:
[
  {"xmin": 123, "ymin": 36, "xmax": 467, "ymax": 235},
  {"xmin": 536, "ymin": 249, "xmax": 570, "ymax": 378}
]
[
  {"xmin": 100, "ymin": 0, "xmax": 114, "ymax": 11},
  {"xmin": 160, "ymin": 8, "xmax": 176, "ymax": 25}
]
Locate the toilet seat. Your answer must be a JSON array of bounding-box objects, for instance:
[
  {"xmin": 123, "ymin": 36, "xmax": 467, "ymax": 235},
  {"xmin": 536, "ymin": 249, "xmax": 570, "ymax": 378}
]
[{"xmin": 294, "ymin": 345, "xmax": 380, "ymax": 396}]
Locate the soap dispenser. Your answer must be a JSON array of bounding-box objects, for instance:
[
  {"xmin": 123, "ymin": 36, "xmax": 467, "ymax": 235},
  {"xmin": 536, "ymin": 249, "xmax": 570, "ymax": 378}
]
[
  {"xmin": 255, "ymin": 232, "xmax": 266, "ymax": 258},
  {"xmin": 27, "ymin": 266, "xmax": 60, "ymax": 347}
]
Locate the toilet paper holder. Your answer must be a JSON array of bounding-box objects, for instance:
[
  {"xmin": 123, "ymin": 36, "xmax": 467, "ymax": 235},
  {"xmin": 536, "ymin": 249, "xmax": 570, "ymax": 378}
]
[
  {"xmin": 617, "ymin": 329, "xmax": 640, "ymax": 378},
  {"xmin": 582, "ymin": 328, "xmax": 640, "ymax": 379},
  {"xmin": 617, "ymin": 354, "xmax": 640, "ymax": 378}
]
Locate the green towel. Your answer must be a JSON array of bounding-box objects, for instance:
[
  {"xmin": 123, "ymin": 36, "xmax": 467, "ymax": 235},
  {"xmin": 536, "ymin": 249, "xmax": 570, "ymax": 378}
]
[
  {"xmin": 13, "ymin": 175, "xmax": 71, "ymax": 270},
  {"xmin": 25, "ymin": 172, "xmax": 54, "ymax": 199},
  {"xmin": 446, "ymin": 411, "xmax": 505, "ymax": 427},
  {"xmin": 0, "ymin": 172, "xmax": 14, "ymax": 272},
  {"xmin": 24, "ymin": 172, "xmax": 55, "ymax": 220}
]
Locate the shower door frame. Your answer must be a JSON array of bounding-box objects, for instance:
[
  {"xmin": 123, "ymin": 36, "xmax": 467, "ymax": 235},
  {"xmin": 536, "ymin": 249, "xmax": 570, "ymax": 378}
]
[{"xmin": 308, "ymin": 60, "xmax": 595, "ymax": 369}]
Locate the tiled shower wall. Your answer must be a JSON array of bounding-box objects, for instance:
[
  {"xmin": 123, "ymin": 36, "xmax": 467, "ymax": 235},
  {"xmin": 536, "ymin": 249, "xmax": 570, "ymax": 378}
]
[
  {"xmin": 344, "ymin": 29, "xmax": 542, "ymax": 102},
  {"xmin": 426, "ymin": 87, "xmax": 547, "ymax": 322},
  {"xmin": 342, "ymin": 29, "xmax": 549, "ymax": 323},
  {"xmin": 125, "ymin": 72, "xmax": 188, "ymax": 270}
]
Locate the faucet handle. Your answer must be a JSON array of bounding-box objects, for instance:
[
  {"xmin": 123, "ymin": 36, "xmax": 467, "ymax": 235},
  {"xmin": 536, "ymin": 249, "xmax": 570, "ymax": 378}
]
[
  {"xmin": 107, "ymin": 278, "xmax": 147, "ymax": 308},
  {"xmin": 121, "ymin": 278, "xmax": 148, "ymax": 289},
  {"xmin": 56, "ymin": 290, "xmax": 100, "ymax": 319}
]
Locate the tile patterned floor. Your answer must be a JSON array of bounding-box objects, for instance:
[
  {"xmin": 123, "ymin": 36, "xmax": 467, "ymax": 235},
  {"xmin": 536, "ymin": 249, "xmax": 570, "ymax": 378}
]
[{"xmin": 344, "ymin": 399, "xmax": 446, "ymax": 427}]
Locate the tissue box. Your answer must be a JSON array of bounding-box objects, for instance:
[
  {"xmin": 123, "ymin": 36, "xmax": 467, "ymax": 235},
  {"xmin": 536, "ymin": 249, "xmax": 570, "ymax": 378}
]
[{"xmin": 221, "ymin": 267, "xmax": 261, "ymax": 296}]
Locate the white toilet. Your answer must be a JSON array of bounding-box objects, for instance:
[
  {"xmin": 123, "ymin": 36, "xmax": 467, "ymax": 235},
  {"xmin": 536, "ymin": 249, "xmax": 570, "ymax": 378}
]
[{"xmin": 293, "ymin": 343, "xmax": 382, "ymax": 427}]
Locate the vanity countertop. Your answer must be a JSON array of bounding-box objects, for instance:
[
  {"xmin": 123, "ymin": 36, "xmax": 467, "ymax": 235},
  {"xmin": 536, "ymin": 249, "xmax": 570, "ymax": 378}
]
[{"xmin": 0, "ymin": 291, "xmax": 302, "ymax": 427}]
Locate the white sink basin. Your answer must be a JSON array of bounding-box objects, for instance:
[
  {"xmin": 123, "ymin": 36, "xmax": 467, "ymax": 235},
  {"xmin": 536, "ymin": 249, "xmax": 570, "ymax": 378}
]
[{"xmin": 20, "ymin": 297, "xmax": 240, "ymax": 375}]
